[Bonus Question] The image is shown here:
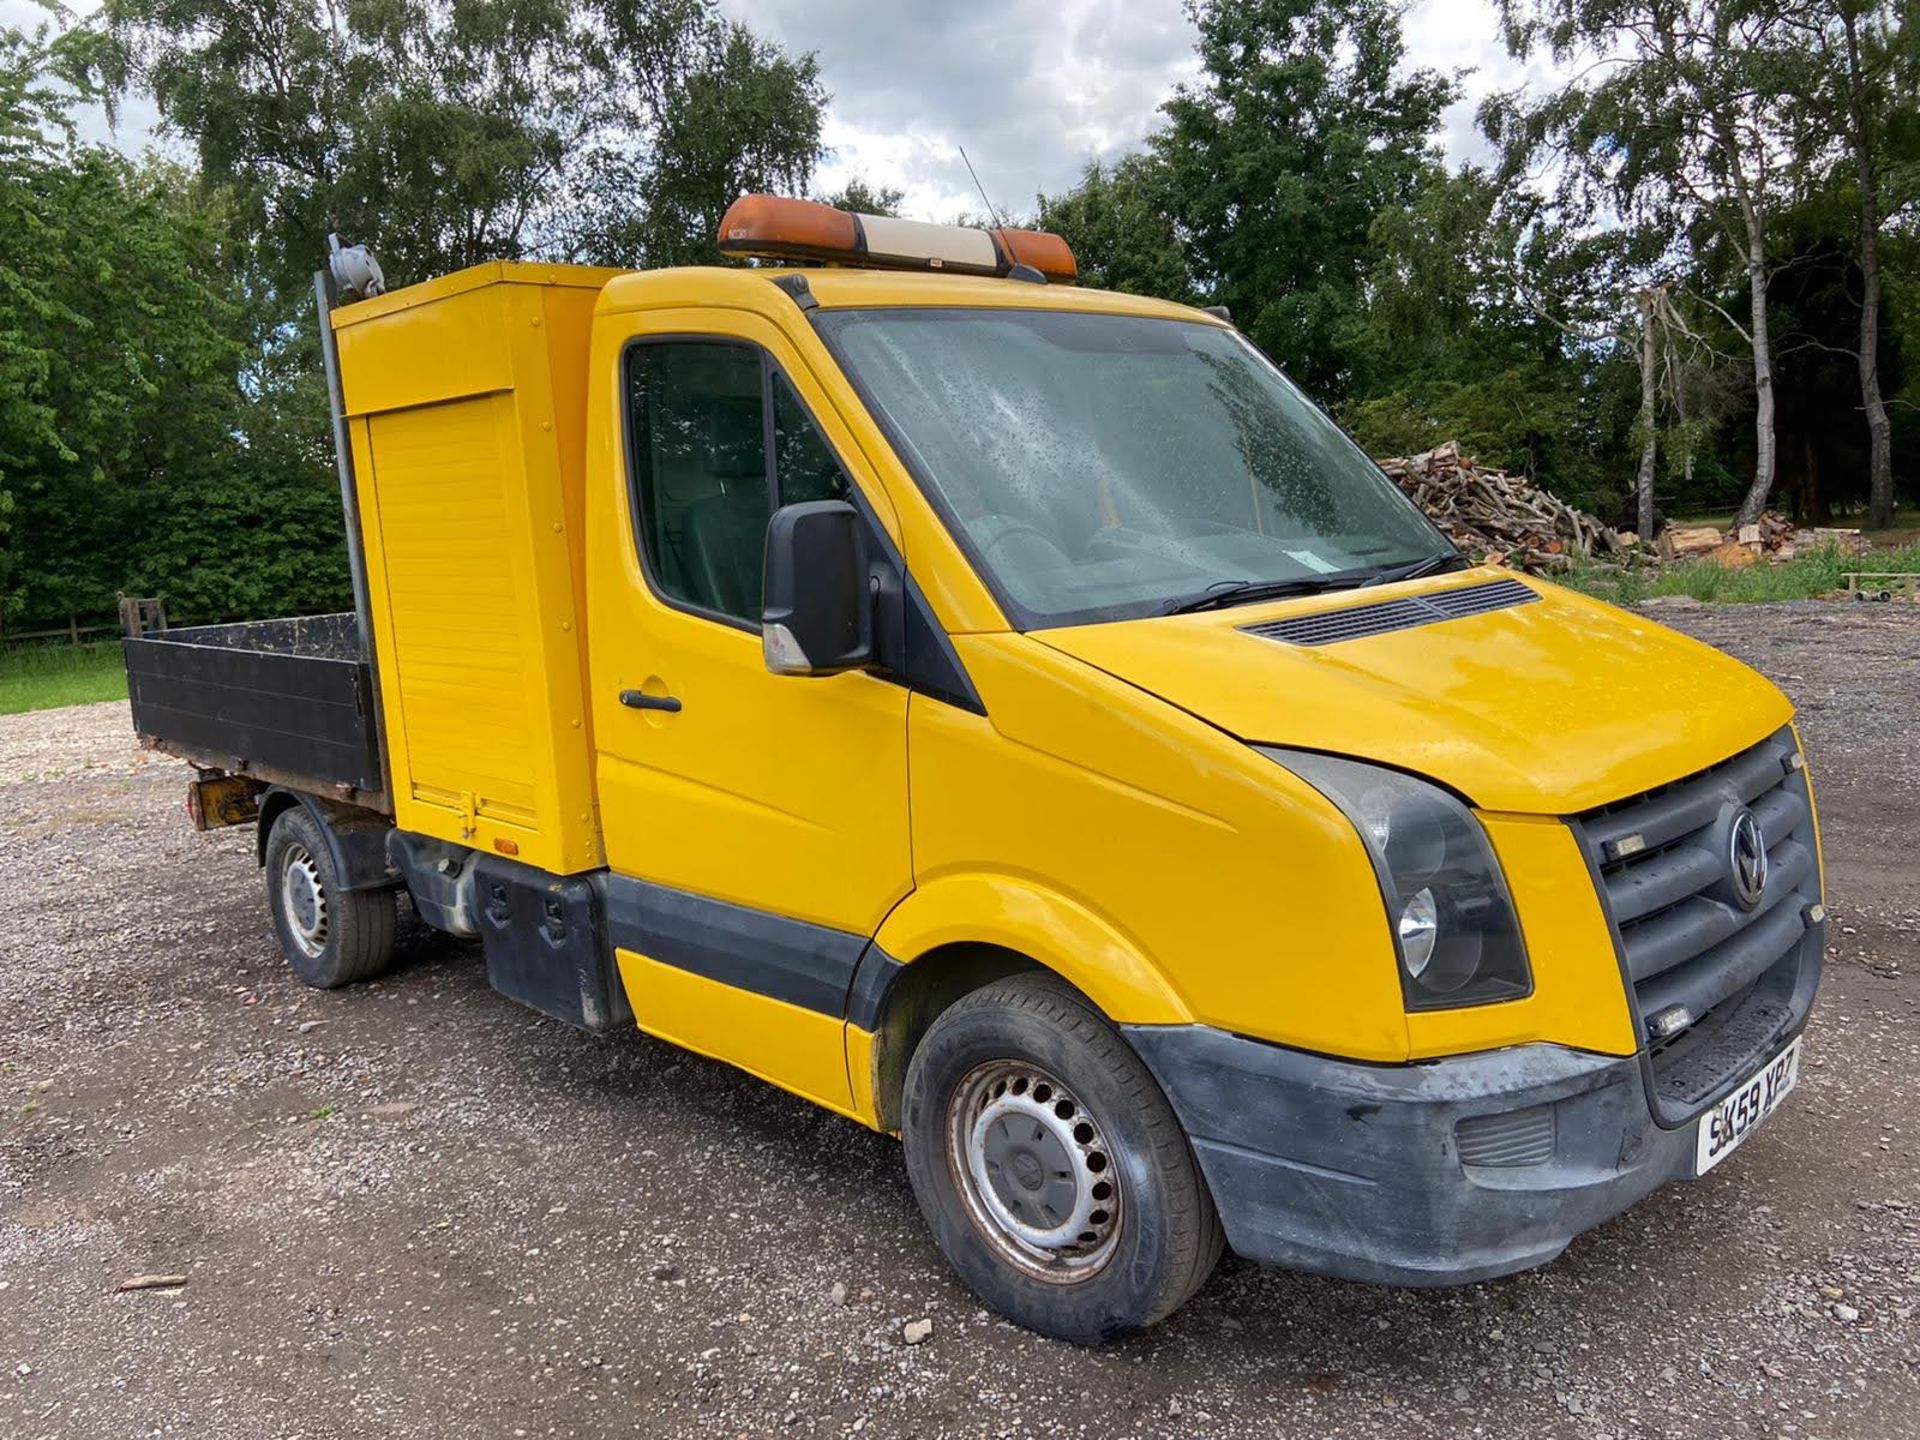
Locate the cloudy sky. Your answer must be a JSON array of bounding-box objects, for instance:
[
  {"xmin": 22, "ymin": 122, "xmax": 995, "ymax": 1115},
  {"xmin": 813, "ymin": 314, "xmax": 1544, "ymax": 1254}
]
[
  {"xmin": 9, "ymin": 0, "xmax": 1561, "ymax": 218},
  {"xmin": 717, "ymin": 0, "xmax": 1564, "ymax": 219}
]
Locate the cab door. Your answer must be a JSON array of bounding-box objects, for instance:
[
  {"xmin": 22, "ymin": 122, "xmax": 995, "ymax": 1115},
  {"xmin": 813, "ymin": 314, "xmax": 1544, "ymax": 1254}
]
[{"xmin": 587, "ymin": 309, "xmax": 910, "ymax": 1115}]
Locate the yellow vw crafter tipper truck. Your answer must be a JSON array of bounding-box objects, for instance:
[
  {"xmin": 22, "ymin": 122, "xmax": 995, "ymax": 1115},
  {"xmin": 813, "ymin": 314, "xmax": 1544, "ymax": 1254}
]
[{"xmin": 123, "ymin": 197, "xmax": 1824, "ymax": 1343}]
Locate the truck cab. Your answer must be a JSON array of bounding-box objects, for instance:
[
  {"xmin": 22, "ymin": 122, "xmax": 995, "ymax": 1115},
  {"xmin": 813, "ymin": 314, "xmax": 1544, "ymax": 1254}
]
[{"xmin": 125, "ymin": 198, "xmax": 1823, "ymax": 1342}]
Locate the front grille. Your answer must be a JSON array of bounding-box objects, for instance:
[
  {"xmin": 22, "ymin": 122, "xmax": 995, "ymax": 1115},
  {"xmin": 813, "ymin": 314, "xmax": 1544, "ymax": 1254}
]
[
  {"xmin": 1571, "ymin": 728, "xmax": 1821, "ymax": 1120},
  {"xmin": 1240, "ymin": 578, "xmax": 1539, "ymax": 647}
]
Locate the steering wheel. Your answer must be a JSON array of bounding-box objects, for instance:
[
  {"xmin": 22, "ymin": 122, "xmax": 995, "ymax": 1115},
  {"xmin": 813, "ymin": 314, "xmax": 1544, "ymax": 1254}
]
[
  {"xmin": 974, "ymin": 517, "xmax": 1070, "ymax": 569},
  {"xmin": 1080, "ymin": 525, "xmax": 1141, "ymax": 561}
]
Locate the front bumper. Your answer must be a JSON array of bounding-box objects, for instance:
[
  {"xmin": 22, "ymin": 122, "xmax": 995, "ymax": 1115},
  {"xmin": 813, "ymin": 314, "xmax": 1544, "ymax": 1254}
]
[{"xmin": 1125, "ymin": 1017, "xmax": 1802, "ymax": 1288}]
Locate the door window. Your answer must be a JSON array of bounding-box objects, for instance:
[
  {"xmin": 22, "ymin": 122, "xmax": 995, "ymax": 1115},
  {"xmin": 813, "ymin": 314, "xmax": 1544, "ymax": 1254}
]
[
  {"xmin": 772, "ymin": 372, "xmax": 852, "ymax": 506},
  {"xmin": 624, "ymin": 344, "xmax": 855, "ymax": 625},
  {"xmin": 625, "ymin": 341, "xmax": 771, "ymax": 623}
]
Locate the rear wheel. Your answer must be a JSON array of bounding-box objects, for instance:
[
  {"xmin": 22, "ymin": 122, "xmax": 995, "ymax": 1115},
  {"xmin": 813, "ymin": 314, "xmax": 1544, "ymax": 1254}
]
[
  {"xmin": 264, "ymin": 806, "xmax": 397, "ymax": 988},
  {"xmin": 900, "ymin": 973, "xmax": 1222, "ymax": 1343}
]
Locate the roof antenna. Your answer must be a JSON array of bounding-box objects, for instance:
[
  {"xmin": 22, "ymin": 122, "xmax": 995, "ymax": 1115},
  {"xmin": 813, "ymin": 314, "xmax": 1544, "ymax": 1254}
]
[
  {"xmin": 958, "ymin": 145, "xmax": 1006, "ymax": 231},
  {"xmin": 960, "ymin": 145, "xmax": 1048, "ymax": 284}
]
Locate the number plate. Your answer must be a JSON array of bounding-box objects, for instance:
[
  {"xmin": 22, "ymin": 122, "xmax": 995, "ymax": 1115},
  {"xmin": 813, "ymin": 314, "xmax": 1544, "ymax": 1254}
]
[{"xmin": 1694, "ymin": 1037, "xmax": 1801, "ymax": 1176}]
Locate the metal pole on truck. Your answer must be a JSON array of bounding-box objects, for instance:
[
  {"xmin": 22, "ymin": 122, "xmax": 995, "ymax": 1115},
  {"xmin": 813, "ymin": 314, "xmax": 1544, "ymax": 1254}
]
[{"xmin": 314, "ymin": 270, "xmax": 394, "ymax": 806}]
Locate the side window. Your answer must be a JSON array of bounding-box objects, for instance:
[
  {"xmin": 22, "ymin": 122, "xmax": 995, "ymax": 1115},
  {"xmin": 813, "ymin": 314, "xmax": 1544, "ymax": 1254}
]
[
  {"xmin": 772, "ymin": 373, "xmax": 852, "ymax": 506},
  {"xmin": 625, "ymin": 341, "xmax": 771, "ymax": 623}
]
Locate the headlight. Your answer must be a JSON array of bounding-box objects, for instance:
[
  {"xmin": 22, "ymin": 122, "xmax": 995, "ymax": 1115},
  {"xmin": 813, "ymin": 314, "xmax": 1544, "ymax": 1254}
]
[
  {"xmin": 1260, "ymin": 749, "xmax": 1532, "ymax": 1010},
  {"xmin": 1397, "ymin": 887, "xmax": 1438, "ymax": 977}
]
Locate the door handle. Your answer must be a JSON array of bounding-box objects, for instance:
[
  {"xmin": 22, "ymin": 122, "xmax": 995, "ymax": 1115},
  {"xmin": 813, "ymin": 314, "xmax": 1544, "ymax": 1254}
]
[{"xmin": 619, "ymin": 689, "xmax": 682, "ymax": 713}]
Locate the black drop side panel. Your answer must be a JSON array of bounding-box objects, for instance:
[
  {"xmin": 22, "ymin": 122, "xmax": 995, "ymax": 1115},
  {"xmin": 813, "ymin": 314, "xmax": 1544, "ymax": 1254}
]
[
  {"xmin": 123, "ymin": 614, "xmax": 382, "ymax": 793},
  {"xmin": 474, "ymin": 856, "xmax": 632, "ymax": 1033}
]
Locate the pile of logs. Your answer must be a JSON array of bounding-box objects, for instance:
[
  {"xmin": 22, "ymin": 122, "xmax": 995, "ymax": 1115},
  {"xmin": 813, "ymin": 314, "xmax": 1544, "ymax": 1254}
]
[
  {"xmin": 1377, "ymin": 441, "xmax": 1875, "ymax": 573},
  {"xmin": 1660, "ymin": 511, "xmax": 1870, "ymax": 568},
  {"xmin": 1375, "ymin": 442, "xmax": 1631, "ymax": 572}
]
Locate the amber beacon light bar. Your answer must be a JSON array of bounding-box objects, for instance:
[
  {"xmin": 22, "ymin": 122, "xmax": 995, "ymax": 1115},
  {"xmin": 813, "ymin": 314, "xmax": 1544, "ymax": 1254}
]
[{"xmin": 718, "ymin": 194, "xmax": 1078, "ymax": 283}]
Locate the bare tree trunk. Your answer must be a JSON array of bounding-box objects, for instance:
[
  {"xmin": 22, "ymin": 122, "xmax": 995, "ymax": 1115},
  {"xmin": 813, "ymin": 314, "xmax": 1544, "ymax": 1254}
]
[
  {"xmin": 1635, "ymin": 286, "xmax": 1660, "ymax": 538},
  {"xmin": 1856, "ymin": 224, "xmax": 1892, "ymax": 529},
  {"xmin": 1703, "ymin": 99, "xmax": 1781, "ymax": 528},
  {"xmin": 1843, "ymin": 8, "xmax": 1896, "ymax": 530},
  {"xmin": 1803, "ymin": 431, "xmax": 1828, "ymax": 525},
  {"xmin": 1733, "ymin": 197, "xmax": 1778, "ymax": 527}
]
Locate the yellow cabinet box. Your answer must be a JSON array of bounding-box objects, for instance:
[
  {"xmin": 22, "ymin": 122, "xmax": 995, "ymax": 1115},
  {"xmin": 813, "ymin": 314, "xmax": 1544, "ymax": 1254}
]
[{"xmin": 334, "ymin": 263, "xmax": 618, "ymax": 875}]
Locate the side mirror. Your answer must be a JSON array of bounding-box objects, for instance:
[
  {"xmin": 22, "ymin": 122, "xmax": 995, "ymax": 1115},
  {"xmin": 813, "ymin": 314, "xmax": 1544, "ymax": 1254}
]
[{"xmin": 761, "ymin": 500, "xmax": 874, "ymax": 676}]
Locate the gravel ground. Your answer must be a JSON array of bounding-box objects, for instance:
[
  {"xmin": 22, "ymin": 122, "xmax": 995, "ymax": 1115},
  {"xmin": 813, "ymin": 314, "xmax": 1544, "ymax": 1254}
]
[{"xmin": 2, "ymin": 599, "xmax": 1916, "ymax": 1439}]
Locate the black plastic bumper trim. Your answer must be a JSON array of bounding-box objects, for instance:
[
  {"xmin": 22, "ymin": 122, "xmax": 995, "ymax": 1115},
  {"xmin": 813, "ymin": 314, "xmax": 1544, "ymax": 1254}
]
[{"xmin": 1121, "ymin": 1024, "xmax": 1766, "ymax": 1287}]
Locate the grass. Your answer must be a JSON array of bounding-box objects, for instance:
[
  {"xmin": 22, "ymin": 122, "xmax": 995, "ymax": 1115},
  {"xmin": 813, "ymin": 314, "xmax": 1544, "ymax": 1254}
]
[
  {"xmin": 0, "ymin": 642, "xmax": 129, "ymax": 716},
  {"xmin": 1566, "ymin": 540, "xmax": 1920, "ymax": 604}
]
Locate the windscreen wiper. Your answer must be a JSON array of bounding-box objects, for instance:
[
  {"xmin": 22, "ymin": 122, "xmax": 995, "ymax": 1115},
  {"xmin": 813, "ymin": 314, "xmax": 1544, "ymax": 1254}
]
[
  {"xmin": 1162, "ymin": 576, "xmax": 1355, "ymax": 616},
  {"xmin": 1163, "ymin": 550, "xmax": 1467, "ymax": 615},
  {"xmin": 1357, "ymin": 551, "xmax": 1467, "ymax": 588}
]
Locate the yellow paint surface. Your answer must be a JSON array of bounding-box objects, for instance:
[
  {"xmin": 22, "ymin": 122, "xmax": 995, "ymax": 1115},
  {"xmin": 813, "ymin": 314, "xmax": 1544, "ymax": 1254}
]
[
  {"xmin": 614, "ymin": 950, "xmax": 856, "ymax": 1117},
  {"xmin": 1038, "ymin": 573, "xmax": 1791, "ymax": 815}
]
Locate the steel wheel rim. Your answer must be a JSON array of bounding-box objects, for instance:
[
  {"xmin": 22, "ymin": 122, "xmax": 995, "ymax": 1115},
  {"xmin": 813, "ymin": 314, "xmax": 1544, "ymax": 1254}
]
[
  {"xmin": 280, "ymin": 842, "xmax": 329, "ymax": 959},
  {"xmin": 944, "ymin": 1059, "xmax": 1123, "ymax": 1284}
]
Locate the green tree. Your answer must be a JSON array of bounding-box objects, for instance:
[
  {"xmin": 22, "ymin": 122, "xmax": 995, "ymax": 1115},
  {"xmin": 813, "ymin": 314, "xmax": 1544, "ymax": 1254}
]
[
  {"xmin": 1152, "ymin": 0, "xmax": 1454, "ymax": 396},
  {"xmin": 91, "ymin": 0, "xmax": 826, "ymax": 294},
  {"xmin": 0, "ymin": 22, "xmax": 349, "ymax": 629},
  {"xmin": 820, "ymin": 177, "xmax": 904, "ymax": 216},
  {"xmin": 1776, "ymin": 0, "xmax": 1919, "ymax": 527},
  {"xmin": 615, "ymin": 21, "xmax": 823, "ymax": 266},
  {"xmin": 1490, "ymin": 0, "xmax": 1808, "ymax": 524},
  {"xmin": 1740, "ymin": 190, "xmax": 1909, "ymax": 523},
  {"xmin": 3, "ymin": 31, "xmax": 193, "ymax": 619},
  {"xmin": 0, "ymin": 26, "xmax": 76, "ymax": 560},
  {"xmin": 1037, "ymin": 155, "xmax": 1195, "ymax": 302},
  {"xmin": 1340, "ymin": 167, "xmax": 1638, "ymax": 506}
]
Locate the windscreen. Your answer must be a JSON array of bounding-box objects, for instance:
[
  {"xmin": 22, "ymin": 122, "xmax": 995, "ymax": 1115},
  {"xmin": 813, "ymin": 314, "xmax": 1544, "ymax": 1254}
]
[{"xmin": 817, "ymin": 308, "xmax": 1450, "ymax": 626}]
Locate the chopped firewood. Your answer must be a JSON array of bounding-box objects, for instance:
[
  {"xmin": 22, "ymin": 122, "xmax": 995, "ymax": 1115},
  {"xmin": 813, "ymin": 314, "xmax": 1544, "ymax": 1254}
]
[
  {"xmin": 1662, "ymin": 526, "xmax": 1724, "ymax": 559},
  {"xmin": 1373, "ymin": 441, "xmax": 1628, "ymax": 573},
  {"xmin": 1734, "ymin": 512, "xmax": 1860, "ymax": 559},
  {"xmin": 1374, "ymin": 442, "xmax": 1875, "ymax": 573},
  {"xmin": 1743, "ymin": 512, "xmax": 1799, "ymax": 552}
]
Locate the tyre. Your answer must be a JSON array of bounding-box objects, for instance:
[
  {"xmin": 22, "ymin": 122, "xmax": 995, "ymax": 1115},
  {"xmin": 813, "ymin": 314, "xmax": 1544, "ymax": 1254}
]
[
  {"xmin": 263, "ymin": 806, "xmax": 398, "ymax": 988},
  {"xmin": 900, "ymin": 972, "xmax": 1223, "ymax": 1343}
]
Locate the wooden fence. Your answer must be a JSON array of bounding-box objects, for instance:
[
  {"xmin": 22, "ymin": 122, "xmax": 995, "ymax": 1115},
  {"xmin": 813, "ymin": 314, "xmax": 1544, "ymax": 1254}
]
[
  {"xmin": 0, "ymin": 598, "xmax": 167, "ymax": 648},
  {"xmin": 0, "ymin": 617, "xmax": 117, "ymax": 647}
]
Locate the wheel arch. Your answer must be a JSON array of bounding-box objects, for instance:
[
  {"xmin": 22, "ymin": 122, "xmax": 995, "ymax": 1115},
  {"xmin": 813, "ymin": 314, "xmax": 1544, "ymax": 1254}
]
[
  {"xmin": 256, "ymin": 788, "xmax": 396, "ymax": 893},
  {"xmin": 851, "ymin": 874, "xmax": 1192, "ymax": 1132}
]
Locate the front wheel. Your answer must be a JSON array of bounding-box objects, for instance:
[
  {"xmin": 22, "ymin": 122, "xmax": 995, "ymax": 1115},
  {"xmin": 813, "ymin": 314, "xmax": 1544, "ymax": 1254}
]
[
  {"xmin": 263, "ymin": 806, "xmax": 397, "ymax": 988},
  {"xmin": 900, "ymin": 973, "xmax": 1223, "ymax": 1343}
]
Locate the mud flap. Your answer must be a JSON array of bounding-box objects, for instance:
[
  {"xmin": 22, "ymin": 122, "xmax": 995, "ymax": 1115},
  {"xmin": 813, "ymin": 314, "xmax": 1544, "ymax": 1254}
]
[{"xmin": 473, "ymin": 856, "xmax": 631, "ymax": 1032}]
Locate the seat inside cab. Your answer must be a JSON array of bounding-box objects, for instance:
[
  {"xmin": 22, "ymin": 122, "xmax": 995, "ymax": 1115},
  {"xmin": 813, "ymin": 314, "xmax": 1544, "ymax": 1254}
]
[{"xmin": 624, "ymin": 342, "xmax": 771, "ymax": 620}]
